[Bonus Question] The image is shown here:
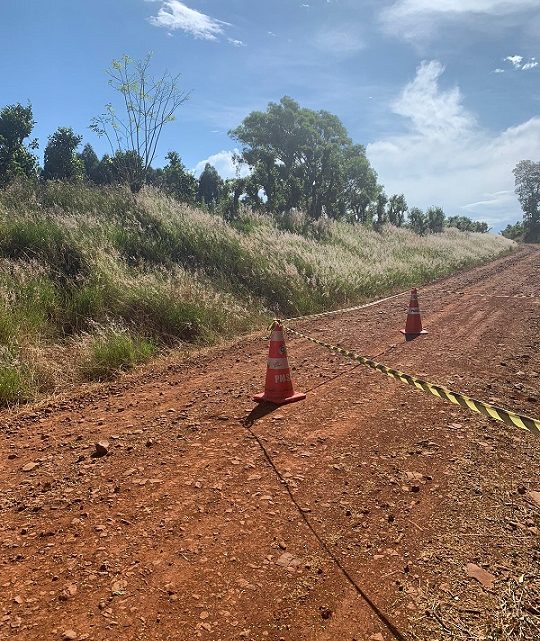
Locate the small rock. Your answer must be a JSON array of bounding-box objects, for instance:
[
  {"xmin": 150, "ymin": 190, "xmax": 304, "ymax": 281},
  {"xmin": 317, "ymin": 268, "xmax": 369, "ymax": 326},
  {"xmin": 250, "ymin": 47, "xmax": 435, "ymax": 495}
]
[
  {"xmin": 319, "ymin": 607, "xmax": 332, "ymax": 620},
  {"xmin": 466, "ymin": 563, "xmax": 495, "ymax": 589},
  {"xmin": 370, "ymin": 634, "xmax": 385, "ymax": 641},
  {"xmin": 92, "ymin": 441, "xmax": 109, "ymax": 458},
  {"xmin": 62, "ymin": 631, "xmax": 77, "ymax": 640},
  {"xmin": 22, "ymin": 462, "xmax": 39, "ymax": 472},
  {"xmin": 527, "ymin": 491, "xmax": 540, "ymax": 509}
]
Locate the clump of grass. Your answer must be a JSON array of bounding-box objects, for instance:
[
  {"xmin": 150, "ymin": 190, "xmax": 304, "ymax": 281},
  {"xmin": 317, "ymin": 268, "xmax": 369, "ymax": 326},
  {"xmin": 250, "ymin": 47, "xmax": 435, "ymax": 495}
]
[
  {"xmin": 0, "ymin": 365, "xmax": 29, "ymax": 406},
  {"xmin": 80, "ymin": 327, "xmax": 157, "ymax": 381}
]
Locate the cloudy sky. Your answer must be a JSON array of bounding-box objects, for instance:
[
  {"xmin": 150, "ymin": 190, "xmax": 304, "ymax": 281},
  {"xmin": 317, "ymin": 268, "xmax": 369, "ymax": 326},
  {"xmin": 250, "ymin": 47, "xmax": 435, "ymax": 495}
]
[{"xmin": 2, "ymin": 0, "xmax": 539, "ymax": 229}]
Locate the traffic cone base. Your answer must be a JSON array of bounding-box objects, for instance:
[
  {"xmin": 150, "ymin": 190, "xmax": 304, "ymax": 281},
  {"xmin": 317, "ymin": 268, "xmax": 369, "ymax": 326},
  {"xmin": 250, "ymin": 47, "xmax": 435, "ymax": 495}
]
[
  {"xmin": 253, "ymin": 390, "xmax": 306, "ymax": 405},
  {"xmin": 254, "ymin": 322, "xmax": 306, "ymax": 405},
  {"xmin": 400, "ymin": 328, "xmax": 428, "ymax": 336}
]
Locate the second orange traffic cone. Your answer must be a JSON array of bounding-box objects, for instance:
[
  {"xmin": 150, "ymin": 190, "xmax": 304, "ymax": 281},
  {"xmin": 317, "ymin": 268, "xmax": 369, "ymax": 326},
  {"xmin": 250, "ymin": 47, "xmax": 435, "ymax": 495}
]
[
  {"xmin": 254, "ymin": 321, "xmax": 306, "ymax": 405},
  {"xmin": 400, "ymin": 288, "xmax": 427, "ymax": 338}
]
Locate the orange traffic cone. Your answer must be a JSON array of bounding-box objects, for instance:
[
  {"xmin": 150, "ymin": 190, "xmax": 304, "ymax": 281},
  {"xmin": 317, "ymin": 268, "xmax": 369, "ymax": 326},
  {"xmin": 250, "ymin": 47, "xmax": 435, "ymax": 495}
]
[
  {"xmin": 400, "ymin": 288, "xmax": 428, "ymax": 338},
  {"xmin": 254, "ymin": 321, "xmax": 306, "ymax": 405}
]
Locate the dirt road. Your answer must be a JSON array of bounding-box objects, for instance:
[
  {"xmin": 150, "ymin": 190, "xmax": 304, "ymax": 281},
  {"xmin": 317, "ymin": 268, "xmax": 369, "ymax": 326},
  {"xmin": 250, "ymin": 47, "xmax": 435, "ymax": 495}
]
[{"xmin": 1, "ymin": 246, "xmax": 539, "ymax": 641}]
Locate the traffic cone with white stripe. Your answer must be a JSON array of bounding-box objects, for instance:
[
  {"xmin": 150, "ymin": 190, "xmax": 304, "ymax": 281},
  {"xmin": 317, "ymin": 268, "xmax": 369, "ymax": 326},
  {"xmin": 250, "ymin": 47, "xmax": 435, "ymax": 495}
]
[
  {"xmin": 254, "ymin": 321, "xmax": 306, "ymax": 405},
  {"xmin": 400, "ymin": 288, "xmax": 428, "ymax": 338}
]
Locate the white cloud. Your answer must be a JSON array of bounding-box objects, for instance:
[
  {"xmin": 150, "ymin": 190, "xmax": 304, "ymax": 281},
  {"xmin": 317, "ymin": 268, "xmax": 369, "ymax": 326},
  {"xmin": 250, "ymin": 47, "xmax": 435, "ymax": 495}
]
[
  {"xmin": 148, "ymin": 1, "xmax": 230, "ymax": 41},
  {"xmin": 504, "ymin": 54, "xmax": 538, "ymax": 71},
  {"xmin": 193, "ymin": 150, "xmax": 250, "ymax": 179},
  {"xmin": 228, "ymin": 38, "xmax": 246, "ymax": 47},
  {"xmin": 494, "ymin": 68, "xmax": 505, "ymax": 73},
  {"xmin": 381, "ymin": 0, "xmax": 540, "ymax": 40},
  {"xmin": 505, "ymin": 54, "xmax": 524, "ymax": 68},
  {"xmin": 367, "ymin": 61, "xmax": 540, "ymax": 228}
]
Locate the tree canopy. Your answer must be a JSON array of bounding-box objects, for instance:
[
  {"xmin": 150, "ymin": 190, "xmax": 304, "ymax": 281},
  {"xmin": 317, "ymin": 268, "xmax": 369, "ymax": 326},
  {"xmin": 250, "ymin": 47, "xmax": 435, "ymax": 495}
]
[
  {"xmin": 42, "ymin": 127, "xmax": 83, "ymax": 181},
  {"xmin": 0, "ymin": 103, "xmax": 38, "ymax": 186},
  {"xmin": 513, "ymin": 160, "xmax": 540, "ymax": 242},
  {"xmin": 230, "ymin": 96, "xmax": 379, "ymax": 220}
]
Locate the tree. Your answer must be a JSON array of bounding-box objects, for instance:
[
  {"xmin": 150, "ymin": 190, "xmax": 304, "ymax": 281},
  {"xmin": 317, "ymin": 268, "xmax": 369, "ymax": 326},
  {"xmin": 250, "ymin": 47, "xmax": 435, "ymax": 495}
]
[
  {"xmin": 387, "ymin": 194, "xmax": 408, "ymax": 227},
  {"xmin": 0, "ymin": 103, "xmax": 38, "ymax": 186},
  {"xmin": 79, "ymin": 144, "xmax": 100, "ymax": 182},
  {"xmin": 446, "ymin": 215, "xmax": 489, "ymax": 233},
  {"xmin": 197, "ymin": 163, "xmax": 223, "ymax": 206},
  {"xmin": 426, "ymin": 206, "xmax": 445, "ymax": 233},
  {"xmin": 408, "ymin": 207, "xmax": 427, "ymax": 235},
  {"xmin": 42, "ymin": 127, "xmax": 83, "ymax": 181},
  {"xmin": 230, "ymin": 96, "xmax": 378, "ymax": 219},
  {"xmin": 161, "ymin": 151, "xmax": 197, "ymax": 203},
  {"xmin": 501, "ymin": 221, "xmax": 524, "ymax": 241},
  {"xmin": 338, "ymin": 145, "xmax": 378, "ymax": 223},
  {"xmin": 513, "ymin": 160, "xmax": 540, "ymax": 242},
  {"xmin": 374, "ymin": 192, "xmax": 388, "ymax": 230},
  {"xmin": 90, "ymin": 54, "xmax": 190, "ymax": 192}
]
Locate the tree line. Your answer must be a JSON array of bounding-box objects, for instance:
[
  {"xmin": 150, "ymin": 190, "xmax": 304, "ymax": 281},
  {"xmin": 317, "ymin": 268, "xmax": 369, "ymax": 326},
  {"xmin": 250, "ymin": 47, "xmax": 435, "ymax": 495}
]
[
  {"xmin": 501, "ymin": 160, "xmax": 540, "ymax": 243},
  {"xmin": 0, "ymin": 55, "xmax": 490, "ymax": 235}
]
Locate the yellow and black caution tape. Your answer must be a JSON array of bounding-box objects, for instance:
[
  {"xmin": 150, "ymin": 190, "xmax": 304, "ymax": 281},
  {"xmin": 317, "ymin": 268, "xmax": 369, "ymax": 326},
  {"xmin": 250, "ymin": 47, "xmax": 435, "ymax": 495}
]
[{"xmin": 284, "ymin": 325, "xmax": 540, "ymax": 438}]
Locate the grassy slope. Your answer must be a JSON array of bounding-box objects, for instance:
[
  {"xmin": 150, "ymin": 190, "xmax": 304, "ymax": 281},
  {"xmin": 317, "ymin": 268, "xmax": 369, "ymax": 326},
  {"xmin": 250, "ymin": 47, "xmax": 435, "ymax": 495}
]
[{"xmin": 0, "ymin": 180, "xmax": 515, "ymax": 405}]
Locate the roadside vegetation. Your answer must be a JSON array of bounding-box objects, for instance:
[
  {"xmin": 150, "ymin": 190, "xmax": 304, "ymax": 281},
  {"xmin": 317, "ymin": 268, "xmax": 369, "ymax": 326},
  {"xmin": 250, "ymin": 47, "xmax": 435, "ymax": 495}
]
[
  {"xmin": 0, "ymin": 55, "xmax": 519, "ymax": 404},
  {"xmin": 0, "ymin": 180, "xmax": 514, "ymax": 406}
]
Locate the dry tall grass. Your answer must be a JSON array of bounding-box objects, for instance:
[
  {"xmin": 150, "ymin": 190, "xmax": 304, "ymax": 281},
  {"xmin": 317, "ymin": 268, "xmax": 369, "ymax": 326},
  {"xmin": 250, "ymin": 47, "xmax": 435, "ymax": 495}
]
[{"xmin": 0, "ymin": 180, "xmax": 514, "ymax": 405}]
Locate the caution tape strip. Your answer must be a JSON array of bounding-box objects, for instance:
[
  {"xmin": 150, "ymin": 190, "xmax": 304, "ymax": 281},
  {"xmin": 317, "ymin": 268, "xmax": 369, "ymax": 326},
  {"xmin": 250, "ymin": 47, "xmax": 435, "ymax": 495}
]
[
  {"xmin": 284, "ymin": 325, "xmax": 540, "ymax": 438},
  {"xmin": 284, "ymin": 290, "xmax": 409, "ymax": 323}
]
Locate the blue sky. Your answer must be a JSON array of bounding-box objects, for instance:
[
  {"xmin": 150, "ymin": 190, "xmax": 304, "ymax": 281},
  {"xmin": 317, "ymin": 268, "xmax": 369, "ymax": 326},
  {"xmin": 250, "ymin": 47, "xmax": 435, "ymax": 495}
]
[{"xmin": 1, "ymin": 0, "xmax": 539, "ymax": 229}]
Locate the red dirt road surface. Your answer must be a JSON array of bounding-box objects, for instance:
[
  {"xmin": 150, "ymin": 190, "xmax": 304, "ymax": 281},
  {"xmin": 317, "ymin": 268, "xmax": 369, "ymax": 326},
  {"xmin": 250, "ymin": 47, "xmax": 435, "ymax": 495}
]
[{"xmin": 1, "ymin": 247, "xmax": 539, "ymax": 641}]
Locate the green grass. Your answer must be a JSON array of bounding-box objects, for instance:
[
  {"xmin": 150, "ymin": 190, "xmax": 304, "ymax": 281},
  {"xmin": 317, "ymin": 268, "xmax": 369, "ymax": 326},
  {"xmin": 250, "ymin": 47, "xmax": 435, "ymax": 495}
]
[
  {"xmin": 81, "ymin": 329, "xmax": 157, "ymax": 381},
  {"xmin": 0, "ymin": 179, "xmax": 515, "ymax": 406}
]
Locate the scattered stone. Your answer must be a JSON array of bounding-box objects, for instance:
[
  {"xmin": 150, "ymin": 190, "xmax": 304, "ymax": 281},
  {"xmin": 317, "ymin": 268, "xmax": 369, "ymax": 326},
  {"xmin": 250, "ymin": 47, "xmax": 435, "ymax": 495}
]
[
  {"xmin": 22, "ymin": 462, "xmax": 39, "ymax": 472},
  {"xmin": 527, "ymin": 491, "xmax": 540, "ymax": 509},
  {"xmin": 370, "ymin": 634, "xmax": 385, "ymax": 641},
  {"xmin": 466, "ymin": 563, "xmax": 495, "ymax": 589},
  {"xmin": 92, "ymin": 441, "xmax": 109, "ymax": 458},
  {"xmin": 62, "ymin": 631, "xmax": 77, "ymax": 640},
  {"xmin": 319, "ymin": 606, "xmax": 332, "ymax": 620}
]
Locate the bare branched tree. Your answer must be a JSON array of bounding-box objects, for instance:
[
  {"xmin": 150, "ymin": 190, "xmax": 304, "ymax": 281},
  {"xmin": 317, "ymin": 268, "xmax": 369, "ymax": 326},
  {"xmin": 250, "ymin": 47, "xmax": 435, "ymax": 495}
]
[{"xmin": 90, "ymin": 54, "xmax": 190, "ymax": 192}]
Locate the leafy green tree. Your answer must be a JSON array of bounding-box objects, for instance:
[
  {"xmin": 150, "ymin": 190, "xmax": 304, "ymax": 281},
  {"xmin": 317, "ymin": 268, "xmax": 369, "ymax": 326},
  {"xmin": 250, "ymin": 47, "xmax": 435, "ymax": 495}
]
[
  {"xmin": 501, "ymin": 221, "xmax": 524, "ymax": 241},
  {"xmin": 79, "ymin": 144, "xmax": 100, "ymax": 183},
  {"xmin": 374, "ymin": 192, "xmax": 388, "ymax": 230},
  {"xmin": 230, "ymin": 96, "xmax": 378, "ymax": 219},
  {"xmin": 513, "ymin": 160, "xmax": 540, "ymax": 242},
  {"xmin": 197, "ymin": 163, "xmax": 223, "ymax": 206},
  {"xmin": 446, "ymin": 215, "xmax": 489, "ymax": 233},
  {"xmin": 387, "ymin": 194, "xmax": 408, "ymax": 227},
  {"xmin": 0, "ymin": 103, "xmax": 38, "ymax": 186},
  {"xmin": 90, "ymin": 54, "xmax": 189, "ymax": 192},
  {"xmin": 426, "ymin": 206, "xmax": 445, "ymax": 233},
  {"xmin": 161, "ymin": 152, "xmax": 197, "ymax": 203},
  {"xmin": 108, "ymin": 150, "xmax": 145, "ymax": 191},
  {"xmin": 42, "ymin": 127, "xmax": 83, "ymax": 181},
  {"xmin": 338, "ymin": 145, "xmax": 378, "ymax": 222},
  {"xmin": 408, "ymin": 207, "xmax": 427, "ymax": 235}
]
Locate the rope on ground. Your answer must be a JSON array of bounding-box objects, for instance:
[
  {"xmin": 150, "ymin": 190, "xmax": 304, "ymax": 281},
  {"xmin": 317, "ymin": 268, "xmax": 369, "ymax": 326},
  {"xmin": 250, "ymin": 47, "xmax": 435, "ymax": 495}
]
[
  {"xmin": 243, "ymin": 423, "xmax": 410, "ymax": 641},
  {"xmin": 284, "ymin": 290, "xmax": 409, "ymax": 323},
  {"xmin": 283, "ymin": 325, "xmax": 540, "ymax": 438}
]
